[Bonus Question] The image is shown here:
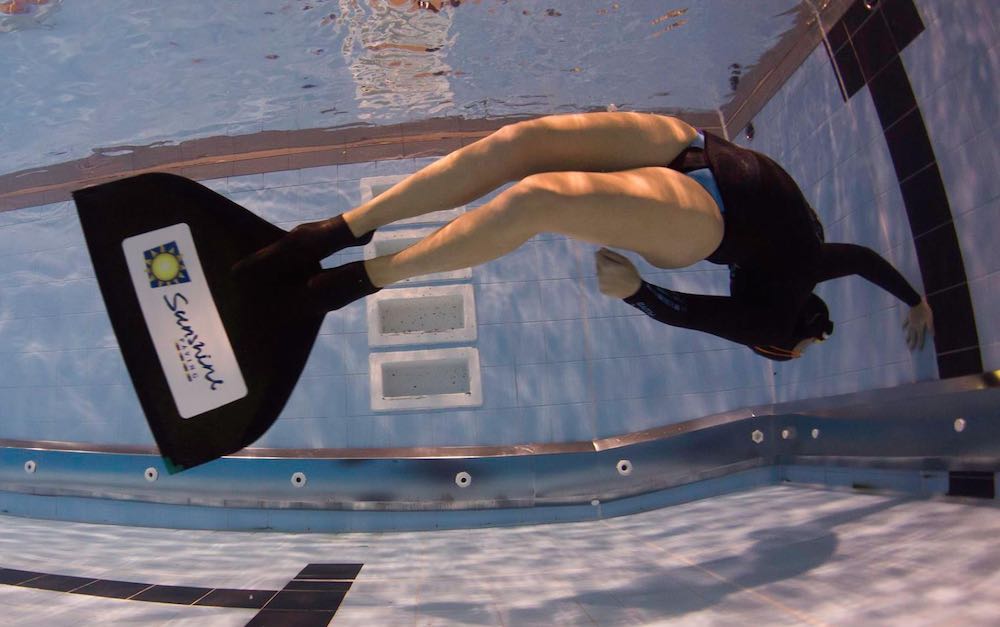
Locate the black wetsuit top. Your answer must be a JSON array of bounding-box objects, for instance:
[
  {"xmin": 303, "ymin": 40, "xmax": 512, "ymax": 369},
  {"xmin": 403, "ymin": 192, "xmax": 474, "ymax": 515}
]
[{"xmin": 623, "ymin": 132, "xmax": 922, "ymax": 349}]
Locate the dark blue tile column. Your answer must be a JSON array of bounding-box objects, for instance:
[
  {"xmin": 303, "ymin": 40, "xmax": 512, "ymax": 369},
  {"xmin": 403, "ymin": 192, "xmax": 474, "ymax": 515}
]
[{"xmin": 827, "ymin": 0, "xmax": 983, "ymax": 378}]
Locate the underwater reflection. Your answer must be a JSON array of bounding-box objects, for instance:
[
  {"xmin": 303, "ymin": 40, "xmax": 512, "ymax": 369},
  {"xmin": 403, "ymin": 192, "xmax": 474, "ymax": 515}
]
[{"xmin": 339, "ymin": 0, "xmax": 464, "ymax": 118}]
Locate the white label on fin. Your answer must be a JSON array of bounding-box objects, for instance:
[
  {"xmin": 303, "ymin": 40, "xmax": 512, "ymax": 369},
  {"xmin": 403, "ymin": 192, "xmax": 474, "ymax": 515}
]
[{"xmin": 122, "ymin": 223, "xmax": 247, "ymax": 419}]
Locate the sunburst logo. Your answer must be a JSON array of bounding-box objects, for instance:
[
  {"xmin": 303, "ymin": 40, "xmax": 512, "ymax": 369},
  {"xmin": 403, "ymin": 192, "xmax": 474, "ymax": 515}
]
[{"xmin": 143, "ymin": 241, "xmax": 191, "ymax": 288}]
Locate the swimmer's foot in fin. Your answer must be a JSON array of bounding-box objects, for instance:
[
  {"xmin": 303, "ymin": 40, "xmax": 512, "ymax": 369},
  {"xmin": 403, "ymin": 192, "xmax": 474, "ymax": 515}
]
[
  {"xmin": 305, "ymin": 260, "xmax": 381, "ymax": 313},
  {"xmin": 232, "ymin": 215, "xmax": 373, "ymax": 281}
]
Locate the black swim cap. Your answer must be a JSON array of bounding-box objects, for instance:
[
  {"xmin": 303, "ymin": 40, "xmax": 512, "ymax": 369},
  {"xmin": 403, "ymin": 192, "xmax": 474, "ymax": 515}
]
[
  {"xmin": 750, "ymin": 294, "xmax": 834, "ymax": 361},
  {"xmin": 795, "ymin": 293, "xmax": 834, "ymax": 341}
]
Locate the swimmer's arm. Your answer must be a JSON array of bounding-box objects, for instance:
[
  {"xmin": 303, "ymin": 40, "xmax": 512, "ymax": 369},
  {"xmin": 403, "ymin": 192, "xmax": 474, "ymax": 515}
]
[
  {"xmin": 623, "ymin": 281, "xmax": 791, "ymax": 347},
  {"xmin": 816, "ymin": 243, "xmax": 922, "ymax": 306}
]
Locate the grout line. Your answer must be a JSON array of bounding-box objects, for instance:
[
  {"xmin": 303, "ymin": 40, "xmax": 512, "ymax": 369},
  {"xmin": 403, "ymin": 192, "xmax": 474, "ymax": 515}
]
[{"xmin": 125, "ymin": 583, "xmax": 156, "ymax": 600}]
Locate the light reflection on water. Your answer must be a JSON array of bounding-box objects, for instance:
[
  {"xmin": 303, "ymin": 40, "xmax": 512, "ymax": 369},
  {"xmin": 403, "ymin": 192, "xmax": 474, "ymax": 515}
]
[{"xmin": 0, "ymin": 0, "xmax": 803, "ymax": 174}]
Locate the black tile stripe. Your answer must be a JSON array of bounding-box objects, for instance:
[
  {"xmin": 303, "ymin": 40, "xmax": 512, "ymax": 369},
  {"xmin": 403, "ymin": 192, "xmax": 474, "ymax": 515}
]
[
  {"xmin": 132, "ymin": 584, "xmax": 213, "ymax": 605},
  {"xmin": 248, "ymin": 563, "xmax": 363, "ymax": 625},
  {"xmin": 899, "ymin": 164, "xmax": 951, "ymax": 236},
  {"xmin": 884, "ymin": 109, "xmax": 935, "ymax": 181},
  {"xmin": 0, "ymin": 562, "xmax": 361, "ymax": 621},
  {"xmin": 0, "ymin": 569, "xmax": 43, "ymax": 585},
  {"xmin": 296, "ymin": 564, "xmax": 364, "ymax": 580},
  {"xmin": 867, "ymin": 57, "xmax": 916, "ymax": 129},
  {"xmin": 825, "ymin": 0, "xmax": 983, "ymax": 377},
  {"xmin": 246, "ymin": 610, "xmax": 338, "ymax": 627},
  {"xmin": 283, "ymin": 580, "xmax": 354, "ymax": 592},
  {"xmin": 70, "ymin": 579, "xmax": 153, "ymax": 599},
  {"xmin": 834, "ymin": 42, "xmax": 866, "ymax": 98},
  {"xmin": 852, "ymin": 9, "xmax": 897, "ymax": 81},
  {"xmin": 195, "ymin": 589, "xmax": 277, "ymax": 610},
  {"xmin": 882, "ymin": 0, "xmax": 924, "ymax": 51},
  {"xmin": 21, "ymin": 574, "xmax": 99, "ymax": 593}
]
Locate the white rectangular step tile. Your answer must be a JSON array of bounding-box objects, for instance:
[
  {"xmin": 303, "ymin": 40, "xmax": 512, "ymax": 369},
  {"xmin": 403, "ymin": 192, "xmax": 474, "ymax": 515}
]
[
  {"xmin": 369, "ymin": 347, "xmax": 482, "ymax": 411},
  {"xmin": 367, "ymin": 284, "xmax": 477, "ymax": 347}
]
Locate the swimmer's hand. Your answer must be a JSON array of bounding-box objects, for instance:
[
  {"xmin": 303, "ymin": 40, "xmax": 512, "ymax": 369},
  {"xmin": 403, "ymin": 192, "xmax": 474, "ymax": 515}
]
[
  {"xmin": 596, "ymin": 248, "xmax": 642, "ymax": 299},
  {"xmin": 903, "ymin": 296, "xmax": 934, "ymax": 350}
]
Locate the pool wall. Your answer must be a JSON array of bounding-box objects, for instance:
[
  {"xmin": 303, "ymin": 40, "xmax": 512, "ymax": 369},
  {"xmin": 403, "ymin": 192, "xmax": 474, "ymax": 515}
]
[
  {"xmin": 730, "ymin": 0, "xmax": 999, "ymax": 382},
  {"xmin": 0, "ymin": 2, "xmax": 997, "ymax": 534},
  {"xmin": 0, "ymin": 1, "xmax": 997, "ymax": 454}
]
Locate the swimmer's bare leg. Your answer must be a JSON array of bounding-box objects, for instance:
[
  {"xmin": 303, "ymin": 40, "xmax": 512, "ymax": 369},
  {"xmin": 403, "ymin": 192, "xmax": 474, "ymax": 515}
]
[
  {"xmin": 237, "ymin": 113, "xmax": 698, "ymax": 280},
  {"xmin": 361, "ymin": 166, "xmax": 723, "ymax": 288},
  {"xmin": 341, "ymin": 112, "xmax": 699, "ymax": 235}
]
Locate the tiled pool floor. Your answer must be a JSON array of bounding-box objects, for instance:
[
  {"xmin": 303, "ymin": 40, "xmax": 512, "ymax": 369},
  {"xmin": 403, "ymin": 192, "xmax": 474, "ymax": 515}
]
[{"xmin": 1, "ymin": 484, "xmax": 998, "ymax": 625}]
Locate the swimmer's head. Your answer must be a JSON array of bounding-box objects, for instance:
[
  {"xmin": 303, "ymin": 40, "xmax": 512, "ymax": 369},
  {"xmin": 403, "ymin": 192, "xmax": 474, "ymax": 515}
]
[
  {"xmin": 795, "ymin": 293, "xmax": 833, "ymax": 343},
  {"xmin": 751, "ymin": 294, "xmax": 833, "ymax": 361}
]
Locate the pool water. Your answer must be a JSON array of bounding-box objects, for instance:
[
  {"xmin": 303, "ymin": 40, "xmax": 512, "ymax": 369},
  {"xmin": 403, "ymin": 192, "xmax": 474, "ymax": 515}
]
[{"xmin": 1, "ymin": 0, "xmax": 802, "ymax": 174}]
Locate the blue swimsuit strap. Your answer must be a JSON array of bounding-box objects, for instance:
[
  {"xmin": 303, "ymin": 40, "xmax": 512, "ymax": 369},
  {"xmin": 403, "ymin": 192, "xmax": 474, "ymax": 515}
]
[{"xmin": 684, "ymin": 132, "xmax": 725, "ymax": 213}]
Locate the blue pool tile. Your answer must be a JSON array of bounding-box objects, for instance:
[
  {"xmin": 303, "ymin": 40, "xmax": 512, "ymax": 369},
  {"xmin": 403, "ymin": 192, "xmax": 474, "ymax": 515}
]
[
  {"xmin": 382, "ymin": 412, "xmax": 437, "ymax": 447},
  {"xmin": 938, "ymin": 129, "xmax": 1000, "ymax": 217},
  {"xmin": 301, "ymin": 334, "xmax": 349, "ymax": 377},
  {"xmin": 955, "ymin": 198, "xmax": 1000, "ymax": 281},
  {"xmin": 296, "ymin": 181, "xmax": 362, "ymax": 219},
  {"xmin": 114, "ymin": 411, "xmax": 155, "ymax": 445},
  {"xmin": 376, "ymin": 158, "xmax": 417, "ymax": 176},
  {"xmin": 628, "ymin": 314, "xmax": 689, "ymax": 356},
  {"xmin": 282, "ymin": 376, "xmax": 347, "ymax": 420},
  {"xmin": 482, "ymin": 366, "xmax": 518, "ymax": 409},
  {"xmin": 594, "ymin": 395, "xmax": 672, "ymax": 437},
  {"xmin": 229, "ymin": 187, "xmax": 306, "ymax": 224},
  {"xmin": 299, "ymin": 164, "xmax": 340, "ymax": 185},
  {"xmin": 345, "ymin": 374, "xmax": 372, "ymax": 417},
  {"xmin": 32, "ymin": 313, "xmax": 115, "ymax": 351},
  {"xmin": 477, "ymin": 322, "xmax": 546, "ymax": 367},
  {"xmin": 338, "ymin": 161, "xmax": 380, "ymax": 181},
  {"xmin": 344, "ymin": 416, "xmax": 376, "ymax": 448},
  {"xmin": 227, "ymin": 173, "xmax": 266, "ymax": 194},
  {"xmin": 261, "ymin": 169, "xmax": 302, "ymax": 189},
  {"xmin": 431, "ymin": 410, "xmax": 478, "ymax": 446},
  {"xmin": 341, "ymin": 333, "xmax": 370, "ymax": 375},
  {"xmin": 200, "ymin": 178, "xmax": 229, "ymax": 194},
  {"xmin": 0, "ymin": 252, "xmax": 42, "ymax": 288},
  {"xmin": 338, "ymin": 299, "xmax": 368, "ymax": 334},
  {"xmin": 3, "ymin": 283, "xmax": 58, "ymax": 318},
  {"xmin": 0, "ymin": 351, "xmax": 53, "ymax": 387},
  {"xmin": 535, "ymin": 278, "xmax": 587, "ymax": 321},
  {"xmin": 548, "ymin": 403, "xmax": 596, "ymax": 442},
  {"xmin": 260, "ymin": 416, "xmax": 347, "ymax": 448},
  {"xmin": 55, "ymin": 279, "xmax": 105, "ymax": 316},
  {"xmin": 585, "ymin": 317, "xmax": 643, "ymax": 360},
  {"xmin": 969, "ymin": 272, "xmax": 1000, "ymax": 348},
  {"xmin": 54, "ymin": 349, "xmax": 121, "ymax": 387},
  {"xmin": 577, "ymin": 276, "xmax": 628, "ymax": 319},
  {"xmin": 476, "ymin": 282, "xmax": 544, "ymax": 324},
  {"xmin": 477, "ymin": 245, "xmax": 539, "ymax": 284},
  {"xmin": 514, "ymin": 363, "xmax": 547, "ymax": 407},
  {"xmin": 532, "ymin": 239, "xmax": 583, "ymax": 281},
  {"xmin": 542, "ymin": 319, "xmax": 587, "ymax": 363},
  {"xmin": 540, "ymin": 361, "xmax": 592, "ymax": 406},
  {"xmin": 589, "ymin": 358, "xmax": 637, "ymax": 401},
  {"xmin": 0, "ymin": 317, "xmax": 34, "ymax": 352},
  {"xmin": 472, "ymin": 408, "xmax": 529, "ymax": 445}
]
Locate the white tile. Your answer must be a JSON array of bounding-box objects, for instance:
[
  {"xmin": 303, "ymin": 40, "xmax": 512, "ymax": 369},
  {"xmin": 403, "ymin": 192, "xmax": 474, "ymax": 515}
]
[
  {"xmin": 937, "ymin": 125, "xmax": 1000, "ymax": 217},
  {"xmin": 969, "ymin": 271, "xmax": 1000, "ymax": 348},
  {"xmin": 982, "ymin": 341, "xmax": 1000, "ymax": 372},
  {"xmin": 955, "ymin": 196, "xmax": 1000, "ymax": 281}
]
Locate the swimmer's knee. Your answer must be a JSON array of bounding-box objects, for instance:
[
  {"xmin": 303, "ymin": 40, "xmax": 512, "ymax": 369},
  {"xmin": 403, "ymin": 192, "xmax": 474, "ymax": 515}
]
[
  {"xmin": 482, "ymin": 122, "xmax": 538, "ymax": 180},
  {"xmin": 492, "ymin": 175, "xmax": 564, "ymax": 229},
  {"xmin": 516, "ymin": 172, "xmax": 576, "ymax": 200}
]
